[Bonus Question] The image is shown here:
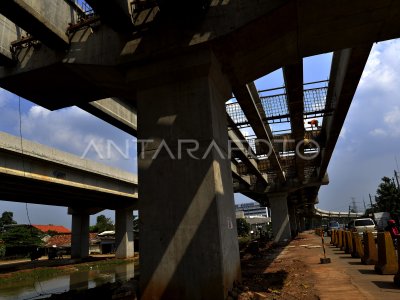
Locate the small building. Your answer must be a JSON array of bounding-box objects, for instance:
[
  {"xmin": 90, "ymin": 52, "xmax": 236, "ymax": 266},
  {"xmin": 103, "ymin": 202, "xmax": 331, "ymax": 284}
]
[
  {"xmin": 235, "ymin": 202, "xmax": 270, "ymax": 218},
  {"xmin": 32, "ymin": 224, "xmax": 71, "ymax": 234}
]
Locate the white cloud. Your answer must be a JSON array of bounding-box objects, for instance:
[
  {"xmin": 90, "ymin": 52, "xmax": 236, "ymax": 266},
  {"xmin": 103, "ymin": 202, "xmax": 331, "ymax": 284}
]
[
  {"xmin": 18, "ymin": 105, "xmax": 137, "ymax": 173},
  {"xmin": 384, "ymin": 106, "xmax": 400, "ymax": 126},
  {"xmin": 369, "ymin": 128, "xmax": 388, "ymax": 137},
  {"xmin": 28, "ymin": 105, "xmax": 51, "ymax": 118},
  {"xmin": 360, "ymin": 40, "xmax": 400, "ymax": 93}
]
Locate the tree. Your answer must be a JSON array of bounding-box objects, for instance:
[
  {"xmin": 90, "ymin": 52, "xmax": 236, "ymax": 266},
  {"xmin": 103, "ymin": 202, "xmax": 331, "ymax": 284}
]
[
  {"xmin": 90, "ymin": 215, "xmax": 115, "ymax": 233},
  {"xmin": 236, "ymin": 218, "xmax": 251, "ymax": 237},
  {"xmin": 0, "ymin": 211, "xmax": 17, "ymax": 228},
  {"xmin": 375, "ymin": 176, "xmax": 400, "ymax": 214},
  {"xmin": 1, "ymin": 226, "xmax": 43, "ymax": 248}
]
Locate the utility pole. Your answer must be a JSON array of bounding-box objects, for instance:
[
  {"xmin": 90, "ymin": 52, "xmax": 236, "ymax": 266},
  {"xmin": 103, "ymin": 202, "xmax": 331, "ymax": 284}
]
[
  {"xmin": 369, "ymin": 193, "xmax": 374, "ymax": 207},
  {"xmin": 351, "ymin": 197, "xmax": 358, "ymax": 213},
  {"xmin": 363, "ymin": 197, "xmax": 367, "ymax": 211},
  {"xmin": 394, "ymin": 170, "xmax": 400, "ymax": 190}
]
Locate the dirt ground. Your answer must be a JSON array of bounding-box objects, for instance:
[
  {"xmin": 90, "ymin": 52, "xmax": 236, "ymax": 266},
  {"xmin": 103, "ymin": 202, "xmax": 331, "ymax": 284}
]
[{"xmin": 234, "ymin": 232, "xmax": 322, "ymax": 300}]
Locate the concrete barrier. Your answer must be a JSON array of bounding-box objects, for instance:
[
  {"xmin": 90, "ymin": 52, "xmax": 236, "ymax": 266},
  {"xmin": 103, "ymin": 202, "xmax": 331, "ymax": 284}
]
[
  {"xmin": 330, "ymin": 229, "xmax": 336, "ymax": 245},
  {"xmin": 374, "ymin": 232, "xmax": 398, "ymax": 275},
  {"xmin": 346, "ymin": 231, "xmax": 353, "ymax": 254},
  {"xmin": 337, "ymin": 230, "xmax": 343, "ymax": 249},
  {"xmin": 394, "ymin": 245, "xmax": 400, "ymax": 286},
  {"xmin": 340, "ymin": 230, "xmax": 349, "ymax": 253},
  {"xmin": 362, "ymin": 231, "xmax": 378, "ymax": 265},
  {"xmin": 352, "ymin": 232, "xmax": 363, "ymax": 258},
  {"xmin": 334, "ymin": 230, "xmax": 339, "ymax": 247}
]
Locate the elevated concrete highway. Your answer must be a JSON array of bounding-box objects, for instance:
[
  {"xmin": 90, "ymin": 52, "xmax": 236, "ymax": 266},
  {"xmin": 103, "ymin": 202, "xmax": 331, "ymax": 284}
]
[
  {"xmin": 0, "ymin": 131, "xmax": 138, "ymax": 259},
  {"xmin": 0, "ymin": 1, "xmax": 399, "ymax": 298},
  {"xmin": 0, "ymin": 132, "xmax": 138, "ymax": 209},
  {"xmin": 314, "ymin": 207, "xmax": 363, "ymax": 219}
]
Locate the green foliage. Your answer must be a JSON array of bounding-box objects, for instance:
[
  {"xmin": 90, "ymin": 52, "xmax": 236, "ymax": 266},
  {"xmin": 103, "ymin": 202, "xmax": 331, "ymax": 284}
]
[
  {"xmin": 375, "ymin": 176, "xmax": 400, "ymax": 214},
  {"xmin": 236, "ymin": 218, "xmax": 250, "ymax": 237},
  {"xmin": 1, "ymin": 226, "xmax": 43, "ymax": 248},
  {"xmin": 90, "ymin": 215, "xmax": 115, "ymax": 233},
  {"xmin": 0, "ymin": 211, "xmax": 17, "ymax": 228},
  {"xmin": 0, "ymin": 243, "xmax": 5, "ymax": 257}
]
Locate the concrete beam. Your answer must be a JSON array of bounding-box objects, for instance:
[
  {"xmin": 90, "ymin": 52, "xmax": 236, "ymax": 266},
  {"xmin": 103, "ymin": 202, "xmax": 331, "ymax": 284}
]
[
  {"xmin": 233, "ymin": 83, "xmax": 285, "ymax": 182},
  {"xmin": 0, "ymin": 15, "xmax": 18, "ymax": 65},
  {"xmin": 214, "ymin": 0, "xmax": 400, "ymax": 86},
  {"xmin": 231, "ymin": 161, "xmax": 251, "ymax": 187},
  {"xmin": 1, "ymin": 1, "xmax": 399, "ymax": 110},
  {"xmin": 78, "ymin": 98, "xmax": 137, "ymax": 136},
  {"xmin": 228, "ymin": 116, "xmax": 268, "ymax": 186},
  {"xmin": 0, "ymin": 0, "xmax": 74, "ymax": 50},
  {"xmin": 0, "ymin": 132, "xmax": 138, "ymax": 209},
  {"xmin": 318, "ymin": 45, "xmax": 372, "ymax": 179},
  {"xmin": 85, "ymin": 0, "xmax": 134, "ymax": 32},
  {"xmin": 283, "ymin": 61, "xmax": 305, "ymax": 182}
]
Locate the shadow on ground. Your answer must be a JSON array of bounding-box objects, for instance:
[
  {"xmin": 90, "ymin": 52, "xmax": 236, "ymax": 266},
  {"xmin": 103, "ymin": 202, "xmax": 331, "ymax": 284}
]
[{"xmin": 371, "ymin": 281, "xmax": 398, "ymax": 290}]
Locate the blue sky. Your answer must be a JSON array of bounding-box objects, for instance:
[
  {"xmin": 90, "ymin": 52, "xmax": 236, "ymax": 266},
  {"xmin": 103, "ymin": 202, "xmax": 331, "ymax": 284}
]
[{"xmin": 1, "ymin": 39, "xmax": 400, "ymax": 227}]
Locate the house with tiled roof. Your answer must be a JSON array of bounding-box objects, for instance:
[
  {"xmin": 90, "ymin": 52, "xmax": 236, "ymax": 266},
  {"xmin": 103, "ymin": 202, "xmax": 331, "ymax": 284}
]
[
  {"xmin": 45, "ymin": 233, "xmax": 107, "ymax": 254},
  {"xmin": 32, "ymin": 224, "xmax": 71, "ymax": 234}
]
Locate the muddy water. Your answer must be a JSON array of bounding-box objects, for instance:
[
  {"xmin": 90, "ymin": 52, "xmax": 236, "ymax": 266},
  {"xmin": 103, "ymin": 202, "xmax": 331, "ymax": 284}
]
[{"xmin": 0, "ymin": 262, "xmax": 135, "ymax": 299}]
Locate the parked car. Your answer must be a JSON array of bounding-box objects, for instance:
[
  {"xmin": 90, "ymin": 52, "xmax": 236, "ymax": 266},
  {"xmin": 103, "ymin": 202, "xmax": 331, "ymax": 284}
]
[
  {"xmin": 326, "ymin": 221, "xmax": 340, "ymax": 236},
  {"xmin": 347, "ymin": 218, "xmax": 377, "ymax": 238}
]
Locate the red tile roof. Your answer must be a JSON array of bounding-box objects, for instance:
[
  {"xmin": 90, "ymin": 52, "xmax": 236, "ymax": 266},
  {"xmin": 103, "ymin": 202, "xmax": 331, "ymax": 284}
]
[
  {"xmin": 46, "ymin": 233, "xmax": 99, "ymax": 247},
  {"xmin": 32, "ymin": 225, "xmax": 71, "ymax": 233},
  {"xmin": 46, "ymin": 234, "xmax": 72, "ymax": 247}
]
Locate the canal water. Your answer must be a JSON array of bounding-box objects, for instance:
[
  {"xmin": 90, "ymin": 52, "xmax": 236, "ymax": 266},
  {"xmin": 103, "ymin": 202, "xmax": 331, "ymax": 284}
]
[{"xmin": 0, "ymin": 262, "xmax": 136, "ymax": 299}]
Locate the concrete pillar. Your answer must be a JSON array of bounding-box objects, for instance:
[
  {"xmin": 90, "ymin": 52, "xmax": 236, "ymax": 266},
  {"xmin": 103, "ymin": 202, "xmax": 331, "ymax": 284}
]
[
  {"xmin": 299, "ymin": 216, "xmax": 305, "ymax": 232},
  {"xmin": 269, "ymin": 193, "xmax": 291, "ymax": 242},
  {"xmin": 288, "ymin": 204, "xmax": 298, "ymax": 238},
  {"xmin": 136, "ymin": 51, "xmax": 240, "ymax": 299},
  {"xmin": 71, "ymin": 212, "xmax": 89, "ymax": 259},
  {"xmin": 115, "ymin": 207, "xmax": 134, "ymax": 258}
]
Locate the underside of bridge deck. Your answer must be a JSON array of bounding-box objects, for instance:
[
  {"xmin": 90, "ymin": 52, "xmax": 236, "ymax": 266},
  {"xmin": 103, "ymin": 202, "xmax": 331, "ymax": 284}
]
[{"xmin": 0, "ymin": 0, "xmax": 395, "ymax": 298}]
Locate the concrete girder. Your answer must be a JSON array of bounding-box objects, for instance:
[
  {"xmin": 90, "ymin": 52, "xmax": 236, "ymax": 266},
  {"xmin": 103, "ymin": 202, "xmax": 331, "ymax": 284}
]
[
  {"xmin": 214, "ymin": 0, "xmax": 400, "ymax": 86},
  {"xmin": 85, "ymin": 0, "xmax": 134, "ymax": 32},
  {"xmin": 0, "ymin": 132, "xmax": 138, "ymax": 209},
  {"xmin": 0, "ymin": 15, "xmax": 19, "ymax": 65},
  {"xmin": 0, "ymin": 0, "xmax": 74, "ymax": 50},
  {"xmin": 231, "ymin": 161, "xmax": 251, "ymax": 191},
  {"xmin": 227, "ymin": 116, "xmax": 268, "ymax": 187},
  {"xmin": 318, "ymin": 45, "xmax": 373, "ymax": 179},
  {"xmin": 232, "ymin": 83, "xmax": 285, "ymax": 182},
  {"xmin": 0, "ymin": 1, "xmax": 399, "ymax": 109},
  {"xmin": 283, "ymin": 61, "xmax": 305, "ymax": 182},
  {"xmin": 0, "ymin": 173, "xmax": 137, "ymax": 210},
  {"xmin": 78, "ymin": 98, "xmax": 138, "ymax": 136}
]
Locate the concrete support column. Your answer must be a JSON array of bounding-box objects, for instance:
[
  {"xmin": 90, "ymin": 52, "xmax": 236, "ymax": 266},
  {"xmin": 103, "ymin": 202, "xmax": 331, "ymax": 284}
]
[
  {"xmin": 269, "ymin": 193, "xmax": 291, "ymax": 242},
  {"xmin": 288, "ymin": 204, "xmax": 298, "ymax": 238},
  {"xmin": 136, "ymin": 51, "xmax": 240, "ymax": 299},
  {"xmin": 71, "ymin": 212, "xmax": 89, "ymax": 259},
  {"xmin": 299, "ymin": 216, "xmax": 305, "ymax": 232},
  {"xmin": 115, "ymin": 207, "xmax": 134, "ymax": 258}
]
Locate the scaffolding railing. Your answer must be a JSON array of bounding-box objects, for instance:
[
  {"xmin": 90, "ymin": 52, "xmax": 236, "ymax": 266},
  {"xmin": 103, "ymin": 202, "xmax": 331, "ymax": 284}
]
[{"xmin": 226, "ymin": 81, "xmax": 331, "ymax": 127}]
